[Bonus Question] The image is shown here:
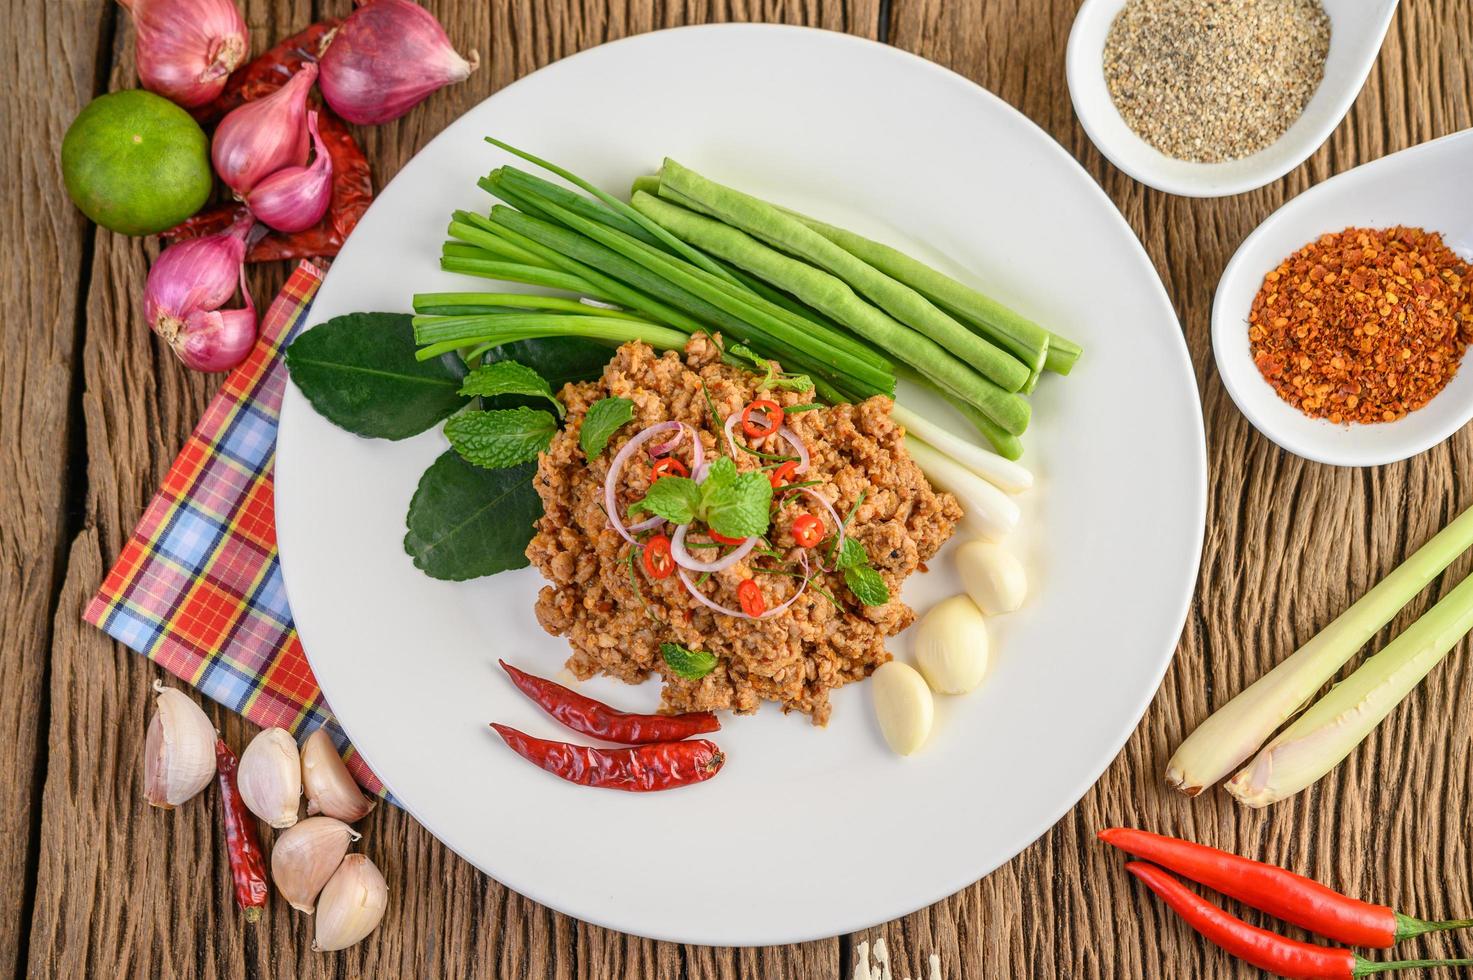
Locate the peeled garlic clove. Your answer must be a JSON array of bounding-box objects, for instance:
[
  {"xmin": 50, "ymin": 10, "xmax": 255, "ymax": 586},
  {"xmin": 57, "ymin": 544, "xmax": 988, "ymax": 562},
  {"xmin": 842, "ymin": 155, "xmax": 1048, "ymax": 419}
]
[
  {"xmin": 313, "ymin": 854, "xmax": 388, "ymax": 951},
  {"xmin": 238, "ymin": 727, "xmax": 302, "ymax": 828},
  {"xmin": 301, "ymin": 727, "xmax": 375, "ymax": 823},
  {"xmin": 272, "ymin": 816, "xmax": 361, "ymax": 913},
  {"xmin": 956, "ymin": 540, "xmax": 1027, "ymax": 615},
  {"xmin": 915, "ymin": 594, "xmax": 990, "ymax": 695},
  {"xmin": 143, "ymin": 681, "xmax": 218, "ymax": 808},
  {"xmin": 871, "ymin": 661, "xmax": 934, "ymax": 756}
]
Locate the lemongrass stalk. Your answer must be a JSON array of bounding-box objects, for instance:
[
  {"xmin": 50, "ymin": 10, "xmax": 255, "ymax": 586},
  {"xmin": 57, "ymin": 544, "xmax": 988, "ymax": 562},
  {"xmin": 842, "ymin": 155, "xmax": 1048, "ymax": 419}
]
[
  {"xmin": 904, "ymin": 436, "xmax": 1019, "ymax": 541},
  {"xmin": 891, "ymin": 402, "xmax": 1032, "ymax": 494},
  {"xmin": 1166, "ymin": 505, "xmax": 1473, "ymax": 795},
  {"xmin": 1225, "ymin": 569, "xmax": 1473, "ymax": 807}
]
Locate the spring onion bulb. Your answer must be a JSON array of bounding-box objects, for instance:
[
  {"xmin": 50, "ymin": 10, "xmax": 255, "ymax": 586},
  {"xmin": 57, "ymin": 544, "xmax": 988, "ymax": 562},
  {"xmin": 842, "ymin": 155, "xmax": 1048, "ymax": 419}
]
[
  {"xmin": 1225, "ymin": 569, "xmax": 1473, "ymax": 807},
  {"xmin": 891, "ymin": 402, "xmax": 1032, "ymax": 493},
  {"xmin": 903, "ymin": 436, "xmax": 1019, "ymax": 540},
  {"xmin": 1166, "ymin": 504, "xmax": 1473, "ymax": 796}
]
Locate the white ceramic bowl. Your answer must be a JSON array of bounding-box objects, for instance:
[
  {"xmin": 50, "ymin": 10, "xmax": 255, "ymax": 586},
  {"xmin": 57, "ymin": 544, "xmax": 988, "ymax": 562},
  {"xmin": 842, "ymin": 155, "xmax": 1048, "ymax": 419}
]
[
  {"xmin": 1066, "ymin": 0, "xmax": 1399, "ymax": 197},
  {"xmin": 1212, "ymin": 129, "xmax": 1473, "ymax": 467}
]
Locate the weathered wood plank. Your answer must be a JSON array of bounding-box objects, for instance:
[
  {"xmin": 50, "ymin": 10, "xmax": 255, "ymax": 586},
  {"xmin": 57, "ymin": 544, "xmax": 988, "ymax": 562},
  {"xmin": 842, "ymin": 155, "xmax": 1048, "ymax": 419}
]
[
  {"xmin": 868, "ymin": 1, "xmax": 1473, "ymax": 977},
  {"xmin": 0, "ymin": 0, "xmax": 113, "ymax": 976}
]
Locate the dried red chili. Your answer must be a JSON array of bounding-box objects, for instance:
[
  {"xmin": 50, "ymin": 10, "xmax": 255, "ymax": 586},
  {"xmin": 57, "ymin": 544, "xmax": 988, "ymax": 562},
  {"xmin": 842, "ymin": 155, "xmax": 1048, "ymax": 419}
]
[
  {"xmin": 166, "ymin": 110, "xmax": 372, "ymax": 262},
  {"xmin": 498, "ymin": 660, "xmax": 719, "ymax": 744},
  {"xmin": 1248, "ymin": 226, "xmax": 1473, "ymax": 424},
  {"xmin": 489, "ymin": 723, "xmax": 724, "ymax": 791},
  {"xmin": 193, "ymin": 20, "xmax": 342, "ymax": 126},
  {"xmin": 215, "ymin": 739, "xmax": 269, "ymax": 921}
]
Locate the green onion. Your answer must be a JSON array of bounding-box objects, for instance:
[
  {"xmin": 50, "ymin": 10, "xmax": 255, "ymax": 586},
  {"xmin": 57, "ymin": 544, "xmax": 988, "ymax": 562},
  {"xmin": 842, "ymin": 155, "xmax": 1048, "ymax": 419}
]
[
  {"xmin": 1167, "ymin": 504, "xmax": 1473, "ymax": 796},
  {"xmin": 439, "ymin": 253, "xmax": 618, "ymax": 301},
  {"xmin": 412, "ymin": 291, "xmax": 644, "ymax": 321},
  {"xmin": 412, "ymin": 313, "xmax": 688, "ymax": 361},
  {"xmin": 657, "ymin": 159, "xmax": 1032, "ymax": 394},
  {"xmin": 1226, "ymin": 568, "xmax": 1473, "ymax": 807}
]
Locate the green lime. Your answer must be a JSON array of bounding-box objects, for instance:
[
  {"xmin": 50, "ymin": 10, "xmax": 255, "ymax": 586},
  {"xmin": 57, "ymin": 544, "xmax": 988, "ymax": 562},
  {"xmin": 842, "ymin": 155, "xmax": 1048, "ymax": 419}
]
[{"xmin": 62, "ymin": 90, "xmax": 214, "ymax": 236}]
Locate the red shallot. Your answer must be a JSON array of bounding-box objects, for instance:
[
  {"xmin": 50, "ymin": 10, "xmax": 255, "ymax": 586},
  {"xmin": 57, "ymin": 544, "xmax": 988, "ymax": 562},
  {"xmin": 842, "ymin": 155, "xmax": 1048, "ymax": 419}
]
[
  {"xmin": 318, "ymin": 0, "xmax": 480, "ymax": 125},
  {"xmin": 212, "ymin": 63, "xmax": 316, "ymax": 195},
  {"xmin": 605, "ymin": 422, "xmax": 692, "ymax": 544},
  {"xmin": 670, "ymin": 523, "xmax": 756, "ymax": 573},
  {"xmin": 245, "ymin": 111, "xmax": 334, "ymax": 233},
  {"xmin": 144, "ymin": 211, "xmax": 258, "ymax": 372},
  {"xmin": 120, "ymin": 0, "xmax": 248, "ymax": 108}
]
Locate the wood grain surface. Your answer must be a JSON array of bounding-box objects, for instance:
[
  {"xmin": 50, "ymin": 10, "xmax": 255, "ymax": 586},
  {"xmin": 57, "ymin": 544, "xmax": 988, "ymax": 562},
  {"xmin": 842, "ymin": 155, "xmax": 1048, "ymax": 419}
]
[{"xmin": 4, "ymin": 0, "xmax": 1470, "ymax": 977}]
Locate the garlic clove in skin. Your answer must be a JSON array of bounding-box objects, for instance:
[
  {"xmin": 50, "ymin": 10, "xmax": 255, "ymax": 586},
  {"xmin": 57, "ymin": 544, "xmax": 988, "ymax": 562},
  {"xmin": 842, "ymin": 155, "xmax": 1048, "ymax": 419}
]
[
  {"xmin": 301, "ymin": 727, "xmax": 376, "ymax": 823},
  {"xmin": 271, "ymin": 816, "xmax": 361, "ymax": 913},
  {"xmin": 318, "ymin": 0, "xmax": 480, "ymax": 125},
  {"xmin": 955, "ymin": 540, "xmax": 1028, "ymax": 615},
  {"xmin": 211, "ymin": 63, "xmax": 316, "ymax": 195},
  {"xmin": 143, "ymin": 681, "xmax": 218, "ymax": 808},
  {"xmin": 313, "ymin": 854, "xmax": 388, "ymax": 951},
  {"xmin": 870, "ymin": 661, "xmax": 934, "ymax": 756},
  {"xmin": 237, "ymin": 727, "xmax": 302, "ymax": 828},
  {"xmin": 914, "ymin": 594, "xmax": 990, "ymax": 695}
]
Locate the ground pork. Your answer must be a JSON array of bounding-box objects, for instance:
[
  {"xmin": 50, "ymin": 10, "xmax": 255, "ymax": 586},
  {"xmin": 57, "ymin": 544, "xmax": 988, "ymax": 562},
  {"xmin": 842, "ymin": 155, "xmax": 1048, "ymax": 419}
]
[{"xmin": 525, "ymin": 336, "xmax": 960, "ymax": 725}]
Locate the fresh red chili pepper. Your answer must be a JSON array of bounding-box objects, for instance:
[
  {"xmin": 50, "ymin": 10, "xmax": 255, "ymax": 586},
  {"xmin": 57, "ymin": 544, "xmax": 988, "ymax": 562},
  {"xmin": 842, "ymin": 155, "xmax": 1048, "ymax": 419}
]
[
  {"xmin": 489, "ymin": 724, "xmax": 724, "ymax": 791},
  {"xmin": 708, "ymin": 528, "xmax": 747, "ymax": 546},
  {"xmin": 193, "ymin": 19, "xmax": 342, "ymax": 125},
  {"xmin": 768, "ymin": 459, "xmax": 799, "ymax": 489},
  {"xmin": 791, "ymin": 513, "xmax": 824, "ymax": 548},
  {"xmin": 499, "ymin": 660, "xmax": 718, "ymax": 744},
  {"xmin": 165, "ymin": 112, "xmax": 372, "ymax": 262},
  {"xmin": 651, "ymin": 457, "xmax": 688, "ymax": 480},
  {"xmin": 737, "ymin": 579, "xmax": 766, "ymax": 617},
  {"xmin": 1100, "ymin": 828, "xmax": 1473, "ymax": 947},
  {"xmin": 1126, "ymin": 862, "xmax": 1473, "ymax": 979},
  {"xmin": 215, "ymin": 739, "xmax": 269, "ymax": 922},
  {"xmin": 641, "ymin": 533, "xmax": 675, "ymax": 580},
  {"xmin": 740, "ymin": 399, "xmax": 783, "ymax": 438}
]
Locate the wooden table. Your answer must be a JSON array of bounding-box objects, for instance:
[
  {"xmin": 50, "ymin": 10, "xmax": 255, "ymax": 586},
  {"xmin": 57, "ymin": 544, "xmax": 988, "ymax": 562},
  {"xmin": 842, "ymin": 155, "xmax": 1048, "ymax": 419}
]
[{"xmin": 6, "ymin": 1, "xmax": 1471, "ymax": 976}]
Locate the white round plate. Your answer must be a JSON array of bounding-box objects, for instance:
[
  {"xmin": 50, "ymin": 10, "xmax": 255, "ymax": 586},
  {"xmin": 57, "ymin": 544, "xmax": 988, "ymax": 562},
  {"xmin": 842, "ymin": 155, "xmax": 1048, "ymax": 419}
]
[{"xmin": 276, "ymin": 24, "xmax": 1206, "ymax": 946}]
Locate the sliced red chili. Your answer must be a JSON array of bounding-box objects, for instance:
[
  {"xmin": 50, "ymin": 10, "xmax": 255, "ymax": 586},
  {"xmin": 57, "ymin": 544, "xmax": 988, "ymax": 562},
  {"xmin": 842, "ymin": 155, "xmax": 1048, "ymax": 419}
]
[
  {"xmin": 708, "ymin": 529, "xmax": 747, "ymax": 546},
  {"xmin": 651, "ymin": 457, "xmax": 689, "ymax": 480},
  {"xmin": 641, "ymin": 534, "xmax": 674, "ymax": 579},
  {"xmin": 769, "ymin": 460, "xmax": 799, "ymax": 489},
  {"xmin": 741, "ymin": 399, "xmax": 783, "ymax": 438},
  {"xmin": 791, "ymin": 513, "xmax": 824, "ymax": 549},
  {"xmin": 737, "ymin": 579, "xmax": 766, "ymax": 617}
]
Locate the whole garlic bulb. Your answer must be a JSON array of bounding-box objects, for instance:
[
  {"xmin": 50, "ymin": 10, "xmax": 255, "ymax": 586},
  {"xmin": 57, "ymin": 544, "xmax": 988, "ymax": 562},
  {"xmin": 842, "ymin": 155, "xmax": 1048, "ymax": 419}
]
[
  {"xmin": 955, "ymin": 540, "xmax": 1027, "ymax": 615},
  {"xmin": 301, "ymin": 727, "xmax": 375, "ymax": 822},
  {"xmin": 914, "ymin": 594, "xmax": 990, "ymax": 694},
  {"xmin": 143, "ymin": 681, "xmax": 218, "ymax": 808},
  {"xmin": 313, "ymin": 854, "xmax": 388, "ymax": 951},
  {"xmin": 272, "ymin": 816, "xmax": 361, "ymax": 913},
  {"xmin": 238, "ymin": 727, "xmax": 302, "ymax": 828}
]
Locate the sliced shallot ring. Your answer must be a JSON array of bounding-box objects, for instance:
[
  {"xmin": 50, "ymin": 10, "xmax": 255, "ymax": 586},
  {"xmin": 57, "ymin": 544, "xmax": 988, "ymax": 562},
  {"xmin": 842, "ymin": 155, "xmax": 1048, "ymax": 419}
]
[
  {"xmin": 605, "ymin": 421, "xmax": 680, "ymax": 544},
  {"xmin": 677, "ymin": 552, "xmax": 809, "ymax": 620},
  {"xmin": 776, "ymin": 426, "xmax": 809, "ymax": 474},
  {"xmin": 793, "ymin": 486, "xmax": 846, "ymax": 565},
  {"xmin": 671, "ymin": 523, "xmax": 756, "ymax": 573}
]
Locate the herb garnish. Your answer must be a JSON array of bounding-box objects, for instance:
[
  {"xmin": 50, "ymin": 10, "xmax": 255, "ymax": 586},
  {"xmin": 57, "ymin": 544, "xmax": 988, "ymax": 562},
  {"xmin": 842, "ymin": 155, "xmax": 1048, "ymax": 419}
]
[
  {"xmin": 835, "ymin": 536, "xmax": 891, "ymax": 606},
  {"xmin": 460, "ymin": 360, "xmax": 564, "ymax": 416},
  {"xmin": 728, "ymin": 343, "xmax": 814, "ymax": 393},
  {"xmin": 661, "ymin": 642, "xmax": 718, "ymax": 680},
  {"xmin": 444, "ymin": 406, "xmax": 558, "ymax": 469},
  {"xmin": 632, "ymin": 456, "xmax": 773, "ymax": 538},
  {"xmin": 580, "ymin": 396, "xmax": 634, "ymax": 457}
]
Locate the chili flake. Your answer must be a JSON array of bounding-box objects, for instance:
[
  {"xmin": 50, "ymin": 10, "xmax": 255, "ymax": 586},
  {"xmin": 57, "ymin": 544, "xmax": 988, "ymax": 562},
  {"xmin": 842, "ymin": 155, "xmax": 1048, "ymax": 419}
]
[{"xmin": 1247, "ymin": 226, "xmax": 1473, "ymax": 425}]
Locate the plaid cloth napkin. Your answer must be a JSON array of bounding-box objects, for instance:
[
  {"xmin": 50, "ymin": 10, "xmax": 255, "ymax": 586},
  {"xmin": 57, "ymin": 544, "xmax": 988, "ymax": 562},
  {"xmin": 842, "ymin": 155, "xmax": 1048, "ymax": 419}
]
[{"xmin": 84, "ymin": 261, "xmax": 387, "ymax": 799}]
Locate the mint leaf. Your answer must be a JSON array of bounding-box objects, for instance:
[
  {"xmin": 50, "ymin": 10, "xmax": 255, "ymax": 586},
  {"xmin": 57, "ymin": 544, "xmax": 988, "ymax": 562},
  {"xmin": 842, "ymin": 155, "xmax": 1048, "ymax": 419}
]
[
  {"xmin": 843, "ymin": 563, "xmax": 890, "ymax": 606},
  {"xmin": 444, "ymin": 407, "xmax": 556, "ymax": 469},
  {"xmin": 767, "ymin": 373, "xmax": 814, "ymax": 392},
  {"xmin": 699, "ymin": 455, "xmax": 737, "ymax": 491},
  {"xmin": 286, "ymin": 312, "xmax": 468, "ymax": 439},
  {"xmin": 631, "ymin": 476, "xmax": 701, "ymax": 525},
  {"xmin": 460, "ymin": 360, "xmax": 563, "ymax": 416},
  {"xmin": 661, "ymin": 642, "xmax": 717, "ymax": 680},
  {"xmin": 404, "ymin": 453, "xmax": 541, "ymax": 580},
  {"xmin": 727, "ymin": 343, "xmax": 768, "ymax": 371},
  {"xmin": 835, "ymin": 536, "xmax": 868, "ymax": 570},
  {"xmin": 702, "ymin": 468, "xmax": 773, "ymax": 538},
  {"xmin": 580, "ymin": 396, "xmax": 634, "ymax": 457}
]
